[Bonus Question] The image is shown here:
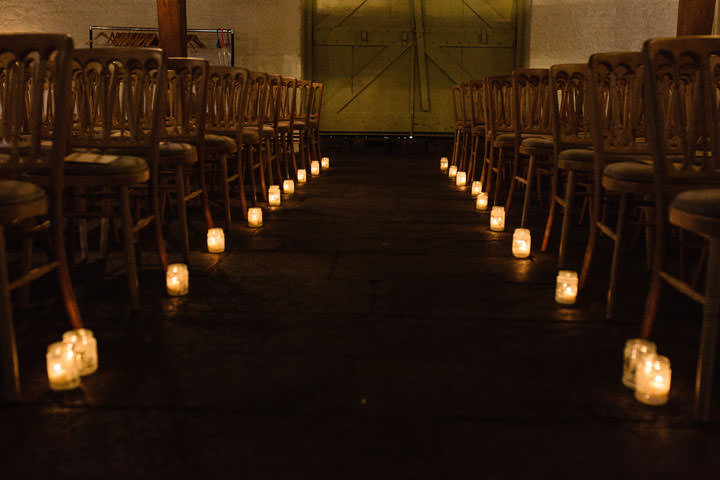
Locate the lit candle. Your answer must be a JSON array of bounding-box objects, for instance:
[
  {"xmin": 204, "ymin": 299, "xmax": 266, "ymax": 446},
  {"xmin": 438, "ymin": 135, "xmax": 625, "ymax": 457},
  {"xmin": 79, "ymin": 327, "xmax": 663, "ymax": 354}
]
[
  {"xmin": 248, "ymin": 207, "xmax": 263, "ymax": 227},
  {"xmin": 635, "ymin": 353, "xmax": 671, "ymax": 406},
  {"xmin": 206, "ymin": 227, "xmax": 225, "ymax": 253},
  {"xmin": 476, "ymin": 192, "xmax": 488, "ymax": 210},
  {"xmin": 62, "ymin": 328, "xmax": 98, "ymax": 376},
  {"xmin": 490, "ymin": 206, "xmax": 505, "ymax": 231},
  {"xmin": 555, "ymin": 270, "xmax": 578, "ymax": 304},
  {"xmin": 448, "ymin": 165, "xmax": 457, "ymax": 178},
  {"xmin": 622, "ymin": 339, "xmax": 657, "ymax": 388},
  {"xmin": 512, "ymin": 228, "xmax": 531, "ymax": 258},
  {"xmin": 166, "ymin": 263, "xmax": 189, "ymax": 296},
  {"xmin": 297, "ymin": 169, "xmax": 307, "ymax": 184},
  {"xmin": 440, "ymin": 157, "xmax": 449, "ymax": 171},
  {"xmin": 311, "ymin": 160, "xmax": 320, "ymax": 176},
  {"xmin": 321, "ymin": 156, "xmax": 330, "ymax": 169},
  {"xmin": 283, "ymin": 179, "xmax": 295, "ymax": 194},
  {"xmin": 471, "ymin": 181, "xmax": 482, "ymax": 196},
  {"xmin": 268, "ymin": 185, "xmax": 281, "ymax": 206},
  {"xmin": 455, "ymin": 171, "xmax": 467, "ymax": 186},
  {"xmin": 46, "ymin": 341, "xmax": 81, "ymax": 391}
]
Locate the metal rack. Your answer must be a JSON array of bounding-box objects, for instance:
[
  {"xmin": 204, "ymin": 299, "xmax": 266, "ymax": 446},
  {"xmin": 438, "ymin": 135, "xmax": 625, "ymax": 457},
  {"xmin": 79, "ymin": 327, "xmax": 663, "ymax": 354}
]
[{"xmin": 89, "ymin": 26, "xmax": 234, "ymax": 66}]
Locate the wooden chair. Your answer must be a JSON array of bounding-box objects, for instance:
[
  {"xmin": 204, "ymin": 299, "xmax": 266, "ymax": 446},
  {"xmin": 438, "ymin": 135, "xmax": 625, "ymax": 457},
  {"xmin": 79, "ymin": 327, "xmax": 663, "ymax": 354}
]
[
  {"xmin": 541, "ymin": 64, "xmax": 594, "ymax": 268},
  {"xmin": 640, "ymin": 36, "xmax": 720, "ymax": 421},
  {"xmin": 466, "ymin": 79, "xmax": 487, "ymax": 183},
  {"xmin": 504, "ymin": 68, "xmax": 553, "ymax": 227},
  {"xmin": 0, "ymin": 33, "xmax": 83, "ymax": 402},
  {"xmin": 450, "ymin": 85, "xmax": 467, "ymax": 171},
  {"xmin": 205, "ymin": 66, "xmax": 250, "ymax": 221},
  {"xmin": 580, "ymin": 52, "xmax": 653, "ymax": 319},
  {"xmin": 63, "ymin": 47, "xmax": 169, "ymax": 309},
  {"xmin": 292, "ymin": 79, "xmax": 313, "ymax": 174},
  {"xmin": 242, "ymin": 71, "xmax": 270, "ymax": 204},
  {"xmin": 276, "ymin": 76, "xmax": 298, "ymax": 180},
  {"xmin": 481, "ymin": 75, "xmax": 514, "ymax": 205},
  {"xmin": 308, "ymin": 82, "xmax": 324, "ymax": 165}
]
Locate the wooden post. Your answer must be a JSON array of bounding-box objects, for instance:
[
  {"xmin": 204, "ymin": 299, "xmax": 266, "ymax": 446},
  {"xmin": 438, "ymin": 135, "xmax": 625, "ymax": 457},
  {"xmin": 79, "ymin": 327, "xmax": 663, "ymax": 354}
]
[
  {"xmin": 157, "ymin": 0, "xmax": 187, "ymax": 57},
  {"xmin": 677, "ymin": 0, "xmax": 715, "ymax": 35}
]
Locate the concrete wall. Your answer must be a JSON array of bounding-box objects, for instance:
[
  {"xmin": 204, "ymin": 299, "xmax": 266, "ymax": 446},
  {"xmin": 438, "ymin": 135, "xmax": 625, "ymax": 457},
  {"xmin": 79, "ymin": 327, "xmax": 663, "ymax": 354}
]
[
  {"xmin": 527, "ymin": 0, "xmax": 679, "ymax": 68},
  {"xmin": 0, "ymin": 0, "xmax": 304, "ymax": 78}
]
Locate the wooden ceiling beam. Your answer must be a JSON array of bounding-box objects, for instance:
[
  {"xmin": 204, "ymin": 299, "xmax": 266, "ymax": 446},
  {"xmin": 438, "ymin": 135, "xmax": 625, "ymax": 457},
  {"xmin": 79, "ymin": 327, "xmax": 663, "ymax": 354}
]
[
  {"xmin": 677, "ymin": 0, "xmax": 715, "ymax": 35},
  {"xmin": 157, "ymin": 0, "xmax": 187, "ymax": 57}
]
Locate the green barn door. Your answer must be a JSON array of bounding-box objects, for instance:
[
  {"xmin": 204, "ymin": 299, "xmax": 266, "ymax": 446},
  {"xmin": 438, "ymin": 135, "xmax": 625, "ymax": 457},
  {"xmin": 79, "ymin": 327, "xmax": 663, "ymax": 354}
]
[{"xmin": 312, "ymin": 0, "xmax": 518, "ymax": 134}]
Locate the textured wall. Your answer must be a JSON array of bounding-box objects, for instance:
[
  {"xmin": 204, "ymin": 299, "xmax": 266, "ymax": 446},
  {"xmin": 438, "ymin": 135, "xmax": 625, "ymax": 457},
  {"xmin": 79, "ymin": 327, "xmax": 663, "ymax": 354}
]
[
  {"xmin": 0, "ymin": 0, "xmax": 303, "ymax": 77},
  {"xmin": 528, "ymin": 0, "xmax": 679, "ymax": 68}
]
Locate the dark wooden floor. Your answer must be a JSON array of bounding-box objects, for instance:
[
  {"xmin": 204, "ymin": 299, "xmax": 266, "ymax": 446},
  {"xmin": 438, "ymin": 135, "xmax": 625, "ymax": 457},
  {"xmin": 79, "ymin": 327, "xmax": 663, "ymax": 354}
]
[{"xmin": 1, "ymin": 140, "xmax": 719, "ymax": 478}]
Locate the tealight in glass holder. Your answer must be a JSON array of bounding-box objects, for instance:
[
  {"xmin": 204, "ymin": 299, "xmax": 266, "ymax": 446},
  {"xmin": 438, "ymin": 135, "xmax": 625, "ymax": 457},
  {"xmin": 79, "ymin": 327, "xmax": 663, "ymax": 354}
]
[
  {"xmin": 62, "ymin": 328, "xmax": 98, "ymax": 376},
  {"xmin": 635, "ymin": 353, "xmax": 671, "ymax": 406},
  {"xmin": 555, "ymin": 270, "xmax": 578, "ymax": 304},
  {"xmin": 46, "ymin": 341, "xmax": 81, "ymax": 391},
  {"xmin": 471, "ymin": 181, "xmax": 482, "ymax": 196},
  {"xmin": 268, "ymin": 185, "xmax": 281, "ymax": 206},
  {"xmin": 248, "ymin": 207, "xmax": 263, "ymax": 227},
  {"xmin": 311, "ymin": 161, "xmax": 320, "ymax": 176},
  {"xmin": 476, "ymin": 192, "xmax": 489, "ymax": 211},
  {"xmin": 448, "ymin": 165, "xmax": 458, "ymax": 178},
  {"xmin": 512, "ymin": 228, "xmax": 531, "ymax": 258},
  {"xmin": 283, "ymin": 179, "xmax": 295, "ymax": 194},
  {"xmin": 321, "ymin": 156, "xmax": 330, "ymax": 169},
  {"xmin": 490, "ymin": 206, "xmax": 505, "ymax": 231},
  {"xmin": 623, "ymin": 339, "xmax": 657, "ymax": 388},
  {"xmin": 297, "ymin": 169, "xmax": 307, "ymax": 184},
  {"xmin": 440, "ymin": 157, "xmax": 449, "ymax": 171},
  {"xmin": 456, "ymin": 171, "xmax": 467, "ymax": 186},
  {"xmin": 206, "ymin": 227, "xmax": 225, "ymax": 253},
  {"xmin": 166, "ymin": 263, "xmax": 189, "ymax": 296}
]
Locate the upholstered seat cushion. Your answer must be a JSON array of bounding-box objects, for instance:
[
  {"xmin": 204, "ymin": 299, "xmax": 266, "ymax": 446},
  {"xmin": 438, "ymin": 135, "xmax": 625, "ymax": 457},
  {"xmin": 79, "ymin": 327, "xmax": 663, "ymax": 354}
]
[
  {"xmin": 603, "ymin": 161, "xmax": 654, "ymax": 183},
  {"xmin": 63, "ymin": 152, "xmax": 149, "ymax": 175},
  {"xmin": 204, "ymin": 134, "xmax": 237, "ymax": 154},
  {"xmin": 107, "ymin": 141, "xmax": 196, "ymax": 164},
  {"xmin": 672, "ymin": 189, "xmax": 720, "ymax": 218},
  {"xmin": 520, "ymin": 136, "xmax": 553, "ymax": 149},
  {"xmin": 493, "ymin": 133, "xmax": 547, "ymax": 147},
  {"xmin": 0, "ymin": 179, "xmax": 45, "ymax": 206}
]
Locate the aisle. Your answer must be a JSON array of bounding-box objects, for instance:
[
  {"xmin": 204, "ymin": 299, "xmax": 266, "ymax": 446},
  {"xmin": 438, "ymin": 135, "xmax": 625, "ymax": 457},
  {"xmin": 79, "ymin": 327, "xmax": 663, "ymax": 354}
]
[{"xmin": 1, "ymin": 147, "xmax": 718, "ymax": 478}]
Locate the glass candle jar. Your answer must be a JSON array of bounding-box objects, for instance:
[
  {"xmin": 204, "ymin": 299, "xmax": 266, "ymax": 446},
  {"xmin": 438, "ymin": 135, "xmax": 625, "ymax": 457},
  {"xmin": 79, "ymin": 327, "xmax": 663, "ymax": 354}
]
[
  {"xmin": 635, "ymin": 353, "xmax": 671, "ymax": 406},
  {"xmin": 283, "ymin": 179, "xmax": 295, "ymax": 194},
  {"xmin": 512, "ymin": 228, "xmax": 531, "ymax": 258},
  {"xmin": 206, "ymin": 227, "xmax": 225, "ymax": 253},
  {"xmin": 448, "ymin": 165, "xmax": 458, "ymax": 178},
  {"xmin": 555, "ymin": 270, "xmax": 578, "ymax": 304},
  {"xmin": 310, "ymin": 161, "xmax": 320, "ymax": 176},
  {"xmin": 46, "ymin": 341, "xmax": 81, "ymax": 391},
  {"xmin": 456, "ymin": 171, "xmax": 467, "ymax": 186},
  {"xmin": 248, "ymin": 207, "xmax": 263, "ymax": 227},
  {"xmin": 62, "ymin": 328, "xmax": 98, "ymax": 376},
  {"xmin": 166, "ymin": 263, "xmax": 189, "ymax": 296},
  {"xmin": 471, "ymin": 181, "xmax": 482, "ymax": 196},
  {"xmin": 268, "ymin": 185, "xmax": 281, "ymax": 206},
  {"xmin": 490, "ymin": 206, "xmax": 505, "ymax": 231},
  {"xmin": 297, "ymin": 169, "xmax": 307, "ymax": 184},
  {"xmin": 623, "ymin": 339, "xmax": 657, "ymax": 388},
  {"xmin": 440, "ymin": 157, "xmax": 449, "ymax": 171},
  {"xmin": 321, "ymin": 156, "xmax": 330, "ymax": 169},
  {"xmin": 476, "ymin": 192, "xmax": 489, "ymax": 211}
]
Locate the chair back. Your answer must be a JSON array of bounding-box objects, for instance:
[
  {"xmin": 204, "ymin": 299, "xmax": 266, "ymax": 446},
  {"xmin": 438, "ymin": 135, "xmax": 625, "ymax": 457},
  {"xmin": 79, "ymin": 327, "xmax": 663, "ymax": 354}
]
[
  {"xmin": 70, "ymin": 48, "xmax": 167, "ymax": 159},
  {"xmin": 512, "ymin": 68, "xmax": 551, "ymax": 137},
  {"xmin": 587, "ymin": 52, "xmax": 647, "ymax": 159},
  {"xmin": 550, "ymin": 63, "xmax": 591, "ymax": 150},
  {"xmin": 0, "ymin": 34, "xmax": 73, "ymax": 187},
  {"xmin": 279, "ymin": 76, "xmax": 298, "ymax": 128},
  {"xmin": 245, "ymin": 71, "xmax": 268, "ymax": 132},
  {"xmin": 643, "ymin": 36, "xmax": 720, "ymax": 190},
  {"xmin": 309, "ymin": 82, "xmax": 324, "ymax": 126},
  {"xmin": 264, "ymin": 74, "xmax": 282, "ymax": 132},
  {"xmin": 165, "ymin": 57, "xmax": 208, "ymax": 144},
  {"xmin": 468, "ymin": 79, "xmax": 486, "ymax": 129},
  {"xmin": 294, "ymin": 79, "xmax": 312, "ymax": 125},
  {"xmin": 206, "ymin": 66, "xmax": 248, "ymax": 133},
  {"xmin": 451, "ymin": 85, "xmax": 466, "ymax": 128},
  {"xmin": 486, "ymin": 75, "xmax": 514, "ymax": 139}
]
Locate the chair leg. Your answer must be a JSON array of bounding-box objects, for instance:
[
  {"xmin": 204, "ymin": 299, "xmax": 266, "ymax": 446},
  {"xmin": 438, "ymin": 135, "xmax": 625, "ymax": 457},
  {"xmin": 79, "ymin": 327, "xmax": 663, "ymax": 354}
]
[
  {"xmin": 175, "ymin": 165, "xmax": 191, "ymax": 265},
  {"xmin": 493, "ymin": 148, "xmax": 505, "ymax": 205},
  {"xmin": 237, "ymin": 151, "xmax": 248, "ymax": 219},
  {"xmin": 504, "ymin": 153, "xmax": 520, "ymax": 213},
  {"xmin": 119, "ymin": 187, "xmax": 140, "ymax": 309},
  {"xmin": 606, "ymin": 193, "xmax": 629, "ymax": 319},
  {"xmin": 558, "ymin": 170, "xmax": 576, "ymax": 268},
  {"xmin": 219, "ymin": 154, "xmax": 232, "ymax": 228},
  {"xmin": 485, "ymin": 148, "xmax": 496, "ymax": 203},
  {"xmin": 542, "ymin": 165, "xmax": 559, "ymax": 252},
  {"xmin": 0, "ymin": 227, "xmax": 21, "ymax": 403},
  {"xmin": 519, "ymin": 155, "xmax": 536, "ymax": 227},
  {"xmin": 695, "ymin": 237, "xmax": 720, "ymax": 421},
  {"xmin": 198, "ymin": 156, "xmax": 214, "ymax": 231}
]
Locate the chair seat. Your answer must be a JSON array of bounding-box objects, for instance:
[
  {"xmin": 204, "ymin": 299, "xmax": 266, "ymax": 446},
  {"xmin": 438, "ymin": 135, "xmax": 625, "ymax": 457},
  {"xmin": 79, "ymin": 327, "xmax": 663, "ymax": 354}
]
[
  {"xmin": 64, "ymin": 152, "xmax": 149, "ymax": 175},
  {"xmin": 471, "ymin": 125, "xmax": 485, "ymax": 135},
  {"xmin": 519, "ymin": 136, "xmax": 553, "ymax": 155},
  {"xmin": 277, "ymin": 120, "xmax": 293, "ymax": 131},
  {"xmin": 603, "ymin": 161, "xmax": 654, "ymax": 183},
  {"xmin": 106, "ymin": 141, "xmax": 197, "ymax": 165},
  {"xmin": 204, "ymin": 134, "xmax": 237, "ymax": 155},
  {"xmin": 244, "ymin": 125, "xmax": 275, "ymax": 141},
  {"xmin": 671, "ymin": 189, "xmax": 720, "ymax": 237},
  {"xmin": 493, "ymin": 133, "xmax": 547, "ymax": 147},
  {"xmin": 0, "ymin": 179, "xmax": 45, "ymax": 206},
  {"xmin": 293, "ymin": 119, "xmax": 307, "ymax": 130}
]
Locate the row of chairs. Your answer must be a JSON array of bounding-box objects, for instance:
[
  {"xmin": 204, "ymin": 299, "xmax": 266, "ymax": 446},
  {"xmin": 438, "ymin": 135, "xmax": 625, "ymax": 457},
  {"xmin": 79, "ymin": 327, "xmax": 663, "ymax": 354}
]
[
  {"xmin": 0, "ymin": 33, "xmax": 325, "ymax": 402},
  {"xmin": 449, "ymin": 36, "xmax": 720, "ymax": 421}
]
